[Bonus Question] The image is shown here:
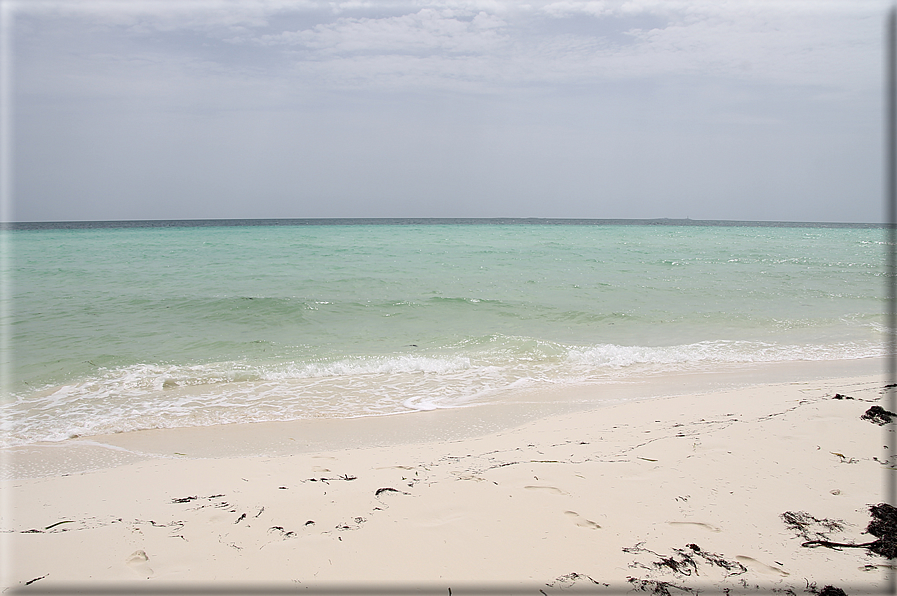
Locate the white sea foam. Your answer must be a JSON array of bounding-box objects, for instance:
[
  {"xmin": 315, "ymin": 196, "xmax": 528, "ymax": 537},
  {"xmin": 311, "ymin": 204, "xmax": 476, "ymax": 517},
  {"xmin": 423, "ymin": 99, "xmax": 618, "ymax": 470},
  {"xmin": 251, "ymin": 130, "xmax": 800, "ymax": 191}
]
[
  {"xmin": 1, "ymin": 337, "xmax": 884, "ymax": 448},
  {"xmin": 565, "ymin": 339, "xmax": 883, "ymax": 371}
]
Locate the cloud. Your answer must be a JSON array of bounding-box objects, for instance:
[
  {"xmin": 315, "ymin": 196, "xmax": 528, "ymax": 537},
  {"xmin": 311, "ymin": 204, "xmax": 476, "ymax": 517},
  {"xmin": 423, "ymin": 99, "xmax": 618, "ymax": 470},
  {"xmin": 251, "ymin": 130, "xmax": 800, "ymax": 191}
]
[
  {"xmin": 541, "ymin": 1, "xmax": 613, "ymax": 18},
  {"xmin": 257, "ymin": 8, "xmax": 509, "ymax": 55},
  {"xmin": 265, "ymin": 0, "xmax": 882, "ymax": 91},
  {"xmin": 14, "ymin": 0, "xmax": 887, "ymax": 93},
  {"xmin": 12, "ymin": 0, "xmax": 888, "ymax": 119},
  {"xmin": 618, "ymin": 8, "xmax": 880, "ymax": 91}
]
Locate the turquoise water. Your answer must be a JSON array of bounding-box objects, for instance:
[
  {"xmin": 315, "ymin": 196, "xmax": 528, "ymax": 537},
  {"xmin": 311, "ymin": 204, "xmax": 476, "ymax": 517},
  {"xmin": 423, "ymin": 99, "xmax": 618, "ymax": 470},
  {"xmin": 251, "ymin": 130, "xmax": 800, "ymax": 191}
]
[{"xmin": 1, "ymin": 221, "xmax": 886, "ymax": 446}]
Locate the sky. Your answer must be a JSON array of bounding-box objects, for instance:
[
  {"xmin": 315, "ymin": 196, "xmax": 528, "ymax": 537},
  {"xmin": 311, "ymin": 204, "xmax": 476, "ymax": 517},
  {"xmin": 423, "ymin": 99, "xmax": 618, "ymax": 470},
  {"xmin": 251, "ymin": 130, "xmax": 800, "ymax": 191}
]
[{"xmin": 3, "ymin": 0, "xmax": 892, "ymax": 222}]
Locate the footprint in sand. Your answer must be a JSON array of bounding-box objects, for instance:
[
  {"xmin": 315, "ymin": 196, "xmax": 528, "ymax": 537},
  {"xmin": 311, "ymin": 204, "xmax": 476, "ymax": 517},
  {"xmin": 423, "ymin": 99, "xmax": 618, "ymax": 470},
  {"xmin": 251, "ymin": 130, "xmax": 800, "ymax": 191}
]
[
  {"xmin": 667, "ymin": 521, "xmax": 721, "ymax": 533},
  {"xmin": 861, "ymin": 564, "xmax": 897, "ymax": 571},
  {"xmin": 736, "ymin": 556, "xmax": 789, "ymax": 576},
  {"xmin": 524, "ymin": 485, "xmax": 568, "ymax": 495},
  {"xmin": 456, "ymin": 474, "xmax": 486, "ymax": 481},
  {"xmin": 564, "ymin": 511, "xmax": 601, "ymax": 529},
  {"xmin": 126, "ymin": 550, "xmax": 153, "ymax": 578}
]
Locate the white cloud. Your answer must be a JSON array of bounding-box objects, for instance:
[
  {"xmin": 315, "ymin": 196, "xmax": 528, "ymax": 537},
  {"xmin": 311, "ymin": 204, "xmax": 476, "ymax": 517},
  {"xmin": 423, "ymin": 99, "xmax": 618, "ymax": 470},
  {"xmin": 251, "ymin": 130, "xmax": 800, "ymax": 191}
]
[
  {"xmin": 258, "ymin": 8, "xmax": 509, "ymax": 55},
  {"xmin": 12, "ymin": 0, "xmax": 890, "ymax": 94},
  {"xmin": 542, "ymin": 1, "xmax": 612, "ymax": 18}
]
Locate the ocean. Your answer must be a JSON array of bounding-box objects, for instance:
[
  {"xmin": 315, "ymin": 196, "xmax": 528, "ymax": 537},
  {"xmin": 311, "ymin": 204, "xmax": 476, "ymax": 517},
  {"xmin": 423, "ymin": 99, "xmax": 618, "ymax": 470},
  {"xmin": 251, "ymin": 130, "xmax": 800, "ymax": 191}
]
[{"xmin": 0, "ymin": 219, "xmax": 886, "ymax": 448}]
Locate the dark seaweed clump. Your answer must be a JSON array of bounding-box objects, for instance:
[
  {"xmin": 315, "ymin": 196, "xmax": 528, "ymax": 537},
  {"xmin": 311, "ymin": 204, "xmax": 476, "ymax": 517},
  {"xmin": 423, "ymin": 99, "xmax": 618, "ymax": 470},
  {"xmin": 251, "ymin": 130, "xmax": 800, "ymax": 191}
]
[
  {"xmin": 781, "ymin": 511, "xmax": 844, "ymax": 542},
  {"xmin": 866, "ymin": 503, "xmax": 897, "ymax": 558},
  {"xmin": 793, "ymin": 503, "xmax": 897, "ymax": 559},
  {"xmin": 861, "ymin": 406, "xmax": 896, "ymax": 425}
]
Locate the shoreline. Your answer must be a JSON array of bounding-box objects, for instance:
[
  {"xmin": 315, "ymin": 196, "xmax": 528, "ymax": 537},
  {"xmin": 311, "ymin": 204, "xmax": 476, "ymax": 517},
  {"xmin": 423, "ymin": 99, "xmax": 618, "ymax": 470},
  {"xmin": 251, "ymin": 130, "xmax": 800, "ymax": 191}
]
[
  {"xmin": 2, "ymin": 357, "xmax": 885, "ymax": 479},
  {"xmin": 1, "ymin": 361, "xmax": 892, "ymax": 591}
]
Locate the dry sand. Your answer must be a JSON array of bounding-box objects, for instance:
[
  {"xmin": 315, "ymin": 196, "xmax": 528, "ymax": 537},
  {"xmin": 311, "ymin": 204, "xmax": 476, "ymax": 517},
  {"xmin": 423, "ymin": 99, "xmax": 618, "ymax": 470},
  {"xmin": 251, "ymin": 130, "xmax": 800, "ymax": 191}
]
[{"xmin": 1, "ymin": 365, "xmax": 893, "ymax": 594}]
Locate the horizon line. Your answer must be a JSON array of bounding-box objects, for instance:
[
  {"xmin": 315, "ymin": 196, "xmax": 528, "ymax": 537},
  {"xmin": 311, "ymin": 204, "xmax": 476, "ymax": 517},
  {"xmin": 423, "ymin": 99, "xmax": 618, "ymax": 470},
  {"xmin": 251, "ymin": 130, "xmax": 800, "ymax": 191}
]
[{"xmin": 1, "ymin": 217, "xmax": 884, "ymax": 230}]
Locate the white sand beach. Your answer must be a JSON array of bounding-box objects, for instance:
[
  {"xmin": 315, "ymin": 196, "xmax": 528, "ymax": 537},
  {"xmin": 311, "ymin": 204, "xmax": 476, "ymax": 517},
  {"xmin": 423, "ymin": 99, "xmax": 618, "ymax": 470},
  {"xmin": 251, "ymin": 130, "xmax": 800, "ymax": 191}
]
[{"xmin": 1, "ymin": 364, "xmax": 892, "ymax": 594}]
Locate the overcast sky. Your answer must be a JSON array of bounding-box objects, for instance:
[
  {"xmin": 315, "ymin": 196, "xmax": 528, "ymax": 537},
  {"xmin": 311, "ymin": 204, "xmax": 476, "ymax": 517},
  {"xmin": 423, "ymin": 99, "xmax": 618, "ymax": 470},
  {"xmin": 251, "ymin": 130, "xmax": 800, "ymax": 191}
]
[{"xmin": 5, "ymin": 0, "xmax": 891, "ymax": 222}]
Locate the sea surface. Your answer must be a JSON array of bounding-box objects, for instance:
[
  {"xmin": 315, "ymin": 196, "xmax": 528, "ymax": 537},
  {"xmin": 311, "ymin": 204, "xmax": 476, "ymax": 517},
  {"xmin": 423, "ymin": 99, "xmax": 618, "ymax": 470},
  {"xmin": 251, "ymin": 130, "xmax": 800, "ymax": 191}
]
[{"xmin": 0, "ymin": 219, "xmax": 886, "ymax": 447}]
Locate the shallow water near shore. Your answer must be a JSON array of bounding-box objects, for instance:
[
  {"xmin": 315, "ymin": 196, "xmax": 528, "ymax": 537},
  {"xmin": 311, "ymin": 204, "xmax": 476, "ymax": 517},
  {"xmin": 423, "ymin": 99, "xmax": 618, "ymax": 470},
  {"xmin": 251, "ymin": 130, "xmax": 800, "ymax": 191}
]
[
  {"xmin": 2, "ymin": 221, "xmax": 886, "ymax": 448},
  {"xmin": 3, "ymin": 357, "xmax": 884, "ymax": 479}
]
